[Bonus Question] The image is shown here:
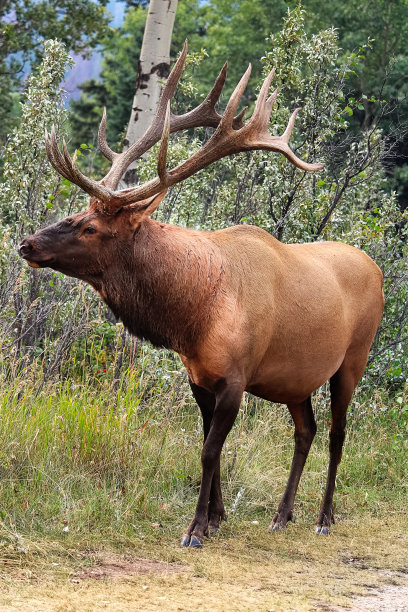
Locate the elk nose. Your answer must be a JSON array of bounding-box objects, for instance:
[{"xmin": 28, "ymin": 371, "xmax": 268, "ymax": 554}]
[{"xmin": 18, "ymin": 239, "xmax": 34, "ymax": 258}]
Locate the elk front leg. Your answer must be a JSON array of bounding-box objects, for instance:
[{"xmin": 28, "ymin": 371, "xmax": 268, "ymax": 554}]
[
  {"xmin": 189, "ymin": 382, "xmax": 228, "ymax": 534},
  {"xmin": 270, "ymin": 396, "xmax": 316, "ymax": 531},
  {"xmin": 181, "ymin": 382, "xmax": 243, "ymax": 548}
]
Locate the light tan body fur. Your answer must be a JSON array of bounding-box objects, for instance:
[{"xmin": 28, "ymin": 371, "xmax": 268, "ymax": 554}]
[{"xmin": 180, "ymin": 225, "xmax": 384, "ymax": 403}]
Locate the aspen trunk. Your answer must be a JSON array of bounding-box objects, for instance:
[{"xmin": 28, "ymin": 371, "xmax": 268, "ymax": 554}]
[{"xmin": 122, "ymin": 0, "xmax": 178, "ymax": 186}]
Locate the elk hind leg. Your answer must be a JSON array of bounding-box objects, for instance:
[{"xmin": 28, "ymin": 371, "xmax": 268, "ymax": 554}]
[
  {"xmin": 316, "ymin": 356, "xmax": 362, "ymax": 534},
  {"xmin": 270, "ymin": 396, "xmax": 316, "ymax": 531}
]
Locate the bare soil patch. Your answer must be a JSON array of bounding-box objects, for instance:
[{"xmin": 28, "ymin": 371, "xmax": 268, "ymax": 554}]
[
  {"xmin": 74, "ymin": 552, "xmax": 187, "ymax": 581},
  {"xmin": 316, "ymin": 570, "xmax": 408, "ymax": 612},
  {"xmin": 349, "ymin": 584, "xmax": 408, "ymax": 611}
]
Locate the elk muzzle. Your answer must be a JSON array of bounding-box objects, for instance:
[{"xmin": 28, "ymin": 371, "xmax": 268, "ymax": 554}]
[
  {"xmin": 18, "ymin": 236, "xmax": 55, "ymax": 268},
  {"xmin": 19, "ymin": 238, "xmax": 40, "ymax": 268}
]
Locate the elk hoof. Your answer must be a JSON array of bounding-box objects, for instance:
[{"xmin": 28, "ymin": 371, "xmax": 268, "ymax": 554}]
[
  {"xmin": 315, "ymin": 525, "xmax": 330, "ymax": 535},
  {"xmin": 269, "ymin": 522, "xmax": 286, "ymax": 532},
  {"xmin": 189, "ymin": 535, "xmax": 204, "ymax": 548},
  {"xmin": 180, "ymin": 534, "xmax": 191, "ymax": 547},
  {"xmin": 208, "ymin": 525, "xmax": 219, "ymax": 535}
]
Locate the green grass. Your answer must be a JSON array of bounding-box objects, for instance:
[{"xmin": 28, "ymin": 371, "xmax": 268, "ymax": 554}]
[{"xmin": 0, "ymin": 367, "xmax": 406, "ymax": 547}]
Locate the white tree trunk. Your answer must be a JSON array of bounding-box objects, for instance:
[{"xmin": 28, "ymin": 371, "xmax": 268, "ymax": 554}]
[{"xmin": 123, "ymin": 0, "xmax": 178, "ymax": 185}]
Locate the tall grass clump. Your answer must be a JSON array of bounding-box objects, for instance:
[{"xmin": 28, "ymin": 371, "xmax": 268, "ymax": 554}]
[{"xmin": 0, "ymin": 357, "xmax": 406, "ymax": 550}]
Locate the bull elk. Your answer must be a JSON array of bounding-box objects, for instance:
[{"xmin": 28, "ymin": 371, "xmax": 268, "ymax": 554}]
[{"xmin": 19, "ymin": 43, "xmax": 384, "ymax": 548}]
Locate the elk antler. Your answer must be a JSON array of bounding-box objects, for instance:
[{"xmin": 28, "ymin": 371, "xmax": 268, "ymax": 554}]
[{"xmin": 45, "ymin": 41, "xmax": 324, "ymax": 213}]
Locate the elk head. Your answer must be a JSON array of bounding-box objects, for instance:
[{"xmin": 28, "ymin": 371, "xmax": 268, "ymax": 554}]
[
  {"xmin": 19, "ymin": 41, "xmax": 323, "ymax": 286},
  {"xmin": 18, "ymin": 191, "xmax": 168, "ymax": 289}
]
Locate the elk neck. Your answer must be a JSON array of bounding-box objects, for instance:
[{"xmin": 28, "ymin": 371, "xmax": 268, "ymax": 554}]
[{"xmin": 97, "ymin": 217, "xmax": 225, "ymax": 356}]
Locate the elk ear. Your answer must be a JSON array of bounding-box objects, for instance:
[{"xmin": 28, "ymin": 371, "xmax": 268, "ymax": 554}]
[{"xmin": 127, "ymin": 189, "xmax": 168, "ymax": 225}]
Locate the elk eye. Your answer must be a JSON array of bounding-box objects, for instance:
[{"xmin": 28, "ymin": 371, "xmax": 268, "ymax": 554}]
[{"xmin": 83, "ymin": 226, "xmax": 96, "ymax": 235}]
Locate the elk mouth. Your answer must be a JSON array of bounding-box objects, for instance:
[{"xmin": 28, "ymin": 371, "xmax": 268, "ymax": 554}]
[
  {"xmin": 26, "ymin": 258, "xmax": 56, "ymax": 269},
  {"xmin": 26, "ymin": 259, "xmax": 41, "ymax": 268},
  {"xmin": 22, "ymin": 256, "xmax": 56, "ymax": 269},
  {"xmin": 18, "ymin": 248, "xmax": 54, "ymax": 269}
]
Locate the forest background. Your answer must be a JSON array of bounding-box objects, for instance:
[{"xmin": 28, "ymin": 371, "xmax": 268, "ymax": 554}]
[{"xmin": 0, "ymin": 1, "xmax": 407, "ymax": 608}]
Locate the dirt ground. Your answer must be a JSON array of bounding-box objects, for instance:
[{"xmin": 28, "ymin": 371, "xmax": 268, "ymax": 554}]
[
  {"xmin": 1, "ymin": 518, "xmax": 407, "ymax": 611},
  {"xmin": 348, "ymin": 584, "xmax": 408, "ymax": 611}
]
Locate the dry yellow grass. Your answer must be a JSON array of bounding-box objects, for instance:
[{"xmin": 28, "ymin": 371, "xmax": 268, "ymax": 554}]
[{"xmin": 1, "ymin": 515, "xmax": 407, "ymax": 611}]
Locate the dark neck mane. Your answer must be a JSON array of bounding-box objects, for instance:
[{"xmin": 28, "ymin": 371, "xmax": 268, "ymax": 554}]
[{"xmin": 100, "ymin": 218, "xmax": 224, "ymax": 356}]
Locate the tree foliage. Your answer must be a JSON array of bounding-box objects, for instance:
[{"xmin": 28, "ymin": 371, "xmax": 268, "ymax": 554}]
[
  {"xmin": 0, "ymin": 41, "xmax": 91, "ymax": 377},
  {"xmin": 69, "ymin": 0, "xmax": 289, "ymax": 148},
  {"xmin": 303, "ymin": 0, "xmax": 408, "ymax": 205},
  {"xmin": 0, "ymin": 0, "xmax": 111, "ymax": 143},
  {"xmin": 0, "ymin": 40, "xmax": 73, "ymax": 234},
  {"xmin": 69, "ymin": 4, "xmax": 146, "ymax": 150}
]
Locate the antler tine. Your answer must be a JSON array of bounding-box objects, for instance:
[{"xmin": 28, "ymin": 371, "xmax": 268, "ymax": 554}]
[
  {"xmin": 218, "ymin": 64, "xmax": 252, "ymax": 130},
  {"xmin": 279, "ymin": 147, "xmax": 324, "ymax": 171},
  {"xmin": 60, "ymin": 137, "xmax": 82, "ymax": 181},
  {"xmin": 206, "ymin": 62, "xmax": 228, "ymax": 109},
  {"xmin": 274, "ymin": 107, "xmax": 324, "ymax": 171},
  {"xmin": 281, "ymin": 107, "xmax": 301, "ymax": 143},
  {"xmin": 45, "ymin": 128, "xmax": 63, "ymax": 176},
  {"xmin": 258, "ymin": 68, "xmax": 276, "ymax": 106},
  {"xmin": 62, "ymin": 143, "xmax": 82, "ymax": 183},
  {"xmin": 46, "ymin": 126, "xmax": 114, "ymax": 202},
  {"xmin": 248, "ymin": 68, "xmax": 278, "ymax": 131},
  {"xmin": 158, "ymin": 102, "xmax": 171, "ymax": 184},
  {"xmin": 155, "ymin": 40, "xmax": 188, "ymax": 120},
  {"xmin": 47, "ymin": 126, "xmax": 76, "ymax": 182},
  {"xmin": 234, "ymin": 105, "xmax": 248, "ymax": 127},
  {"xmin": 62, "ymin": 138, "xmax": 77, "ymax": 173},
  {"xmin": 98, "ymin": 108, "xmax": 119, "ymax": 162}
]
